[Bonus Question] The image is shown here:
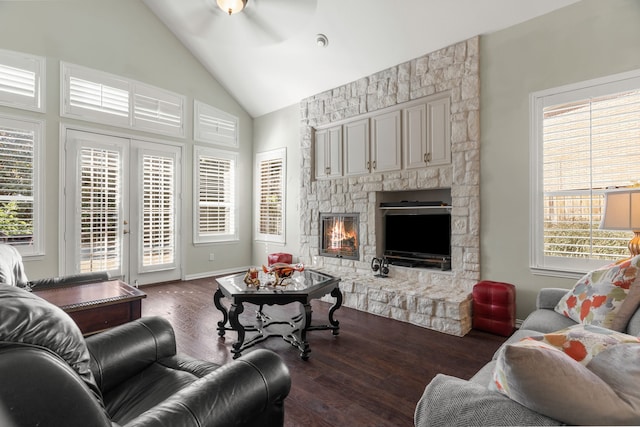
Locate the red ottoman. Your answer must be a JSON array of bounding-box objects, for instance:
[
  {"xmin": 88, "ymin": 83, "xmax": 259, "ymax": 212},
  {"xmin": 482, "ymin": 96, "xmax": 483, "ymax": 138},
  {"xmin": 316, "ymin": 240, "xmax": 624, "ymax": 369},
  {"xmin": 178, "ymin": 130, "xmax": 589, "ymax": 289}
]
[
  {"xmin": 267, "ymin": 252, "xmax": 292, "ymax": 266},
  {"xmin": 472, "ymin": 281, "xmax": 516, "ymax": 337}
]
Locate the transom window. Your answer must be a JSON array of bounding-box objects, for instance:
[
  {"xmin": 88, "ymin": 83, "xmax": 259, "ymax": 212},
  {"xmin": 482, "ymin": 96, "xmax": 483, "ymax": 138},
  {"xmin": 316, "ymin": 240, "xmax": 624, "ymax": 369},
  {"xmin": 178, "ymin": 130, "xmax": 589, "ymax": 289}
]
[{"xmin": 531, "ymin": 69, "xmax": 640, "ymax": 275}]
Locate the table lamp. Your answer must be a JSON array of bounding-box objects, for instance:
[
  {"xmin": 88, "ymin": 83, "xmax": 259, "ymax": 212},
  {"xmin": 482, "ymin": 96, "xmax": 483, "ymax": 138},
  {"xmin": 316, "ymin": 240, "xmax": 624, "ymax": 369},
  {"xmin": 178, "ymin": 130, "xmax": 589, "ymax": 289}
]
[{"xmin": 599, "ymin": 189, "xmax": 640, "ymax": 256}]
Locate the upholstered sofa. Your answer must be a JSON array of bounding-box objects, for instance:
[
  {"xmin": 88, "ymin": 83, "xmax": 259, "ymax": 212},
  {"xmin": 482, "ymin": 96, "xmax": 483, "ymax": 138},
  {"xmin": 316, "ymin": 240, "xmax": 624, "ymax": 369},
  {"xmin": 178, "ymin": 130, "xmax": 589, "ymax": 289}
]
[
  {"xmin": 0, "ymin": 285, "xmax": 291, "ymax": 427},
  {"xmin": 416, "ymin": 269, "xmax": 640, "ymax": 426}
]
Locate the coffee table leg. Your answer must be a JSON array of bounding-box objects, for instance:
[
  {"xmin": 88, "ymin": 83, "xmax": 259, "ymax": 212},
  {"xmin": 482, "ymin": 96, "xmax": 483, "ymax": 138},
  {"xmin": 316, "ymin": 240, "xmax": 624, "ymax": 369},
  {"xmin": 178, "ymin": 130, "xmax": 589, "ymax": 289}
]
[
  {"xmin": 300, "ymin": 303, "xmax": 312, "ymax": 360},
  {"xmin": 229, "ymin": 302, "xmax": 245, "ymax": 359},
  {"xmin": 328, "ymin": 287, "xmax": 342, "ymax": 335},
  {"xmin": 213, "ymin": 288, "xmax": 228, "ymax": 337}
]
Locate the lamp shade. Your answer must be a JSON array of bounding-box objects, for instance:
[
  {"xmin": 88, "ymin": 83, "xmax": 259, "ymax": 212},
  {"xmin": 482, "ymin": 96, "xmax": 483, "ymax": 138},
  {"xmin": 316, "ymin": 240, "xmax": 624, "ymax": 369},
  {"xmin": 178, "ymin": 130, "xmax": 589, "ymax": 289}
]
[{"xmin": 600, "ymin": 189, "xmax": 640, "ymax": 231}]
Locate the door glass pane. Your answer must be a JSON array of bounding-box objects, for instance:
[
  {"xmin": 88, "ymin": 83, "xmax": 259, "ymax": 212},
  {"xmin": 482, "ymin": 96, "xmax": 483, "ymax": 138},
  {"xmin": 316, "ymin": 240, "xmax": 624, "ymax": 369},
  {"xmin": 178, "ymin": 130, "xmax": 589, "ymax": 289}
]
[
  {"xmin": 142, "ymin": 154, "xmax": 175, "ymax": 268},
  {"xmin": 80, "ymin": 148, "xmax": 121, "ymax": 272}
]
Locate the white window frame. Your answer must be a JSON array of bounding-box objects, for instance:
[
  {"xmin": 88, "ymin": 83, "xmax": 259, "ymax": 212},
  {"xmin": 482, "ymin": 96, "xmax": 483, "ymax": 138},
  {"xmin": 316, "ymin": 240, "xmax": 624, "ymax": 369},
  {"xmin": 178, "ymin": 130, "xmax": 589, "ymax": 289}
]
[
  {"xmin": 530, "ymin": 68, "xmax": 640, "ymax": 277},
  {"xmin": 0, "ymin": 113, "xmax": 44, "ymax": 257},
  {"xmin": 193, "ymin": 146, "xmax": 238, "ymax": 244},
  {"xmin": 255, "ymin": 148, "xmax": 286, "ymax": 243},
  {"xmin": 193, "ymin": 100, "xmax": 239, "ymax": 148},
  {"xmin": 61, "ymin": 62, "xmax": 185, "ymax": 138},
  {"xmin": 0, "ymin": 48, "xmax": 45, "ymax": 112}
]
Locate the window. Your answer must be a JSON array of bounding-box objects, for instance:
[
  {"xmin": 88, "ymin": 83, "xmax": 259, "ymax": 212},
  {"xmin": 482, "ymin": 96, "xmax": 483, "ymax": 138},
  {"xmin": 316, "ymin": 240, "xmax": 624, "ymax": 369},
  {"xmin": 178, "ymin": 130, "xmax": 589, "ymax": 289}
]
[
  {"xmin": 0, "ymin": 115, "xmax": 43, "ymax": 256},
  {"xmin": 0, "ymin": 49, "xmax": 45, "ymax": 112},
  {"xmin": 193, "ymin": 100, "xmax": 238, "ymax": 147},
  {"xmin": 255, "ymin": 148, "xmax": 286, "ymax": 243},
  {"xmin": 531, "ymin": 69, "xmax": 640, "ymax": 275},
  {"xmin": 61, "ymin": 62, "xmax": 185, "ymax": 137},
  {"xmin": 194, "ymin": 146, "xmax": 237, "ymax": 243},
  {"xmin": 141, "ymin": 152, "xmax": 176, "ymax": 270}
]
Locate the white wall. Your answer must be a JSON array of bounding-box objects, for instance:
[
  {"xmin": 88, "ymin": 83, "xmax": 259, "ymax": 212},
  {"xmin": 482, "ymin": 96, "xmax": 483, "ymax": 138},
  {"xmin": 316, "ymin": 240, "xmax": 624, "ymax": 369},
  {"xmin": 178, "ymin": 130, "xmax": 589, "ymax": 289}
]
[
  {"xmin": 251, "ymin": 104, "xmax": 301, "ymax": 265},
  {"xmin": 481, "ymin": 0, "xmax": 640, "ymax": 318},
  {"xmin": 0, "ymin": 0, "xmax": 254, "ymax": 280}
]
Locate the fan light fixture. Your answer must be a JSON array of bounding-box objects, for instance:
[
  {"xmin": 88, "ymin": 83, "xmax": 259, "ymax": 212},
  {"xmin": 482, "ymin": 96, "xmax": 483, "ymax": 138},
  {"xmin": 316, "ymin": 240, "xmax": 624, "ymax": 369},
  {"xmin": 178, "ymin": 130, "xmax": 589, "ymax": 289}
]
[{"xmin": 217, "ymin": 0, "xmax": 247, "ymax": 15}]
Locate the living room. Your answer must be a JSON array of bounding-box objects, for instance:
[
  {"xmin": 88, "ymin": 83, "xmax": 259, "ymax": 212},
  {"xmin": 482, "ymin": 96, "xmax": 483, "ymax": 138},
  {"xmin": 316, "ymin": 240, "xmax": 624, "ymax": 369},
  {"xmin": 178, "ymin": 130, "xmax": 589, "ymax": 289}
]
[{"xmin": 1, "ymin": 0, "xmax": 640, "ymax": 425}]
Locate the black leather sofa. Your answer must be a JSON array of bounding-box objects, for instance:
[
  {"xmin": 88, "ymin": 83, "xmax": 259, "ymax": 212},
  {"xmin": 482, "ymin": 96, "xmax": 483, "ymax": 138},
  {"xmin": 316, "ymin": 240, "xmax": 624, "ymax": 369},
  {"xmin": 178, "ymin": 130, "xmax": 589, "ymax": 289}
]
[{"xmin": 0, "ymin": 285, "xmax": 291, "ymax": 427}]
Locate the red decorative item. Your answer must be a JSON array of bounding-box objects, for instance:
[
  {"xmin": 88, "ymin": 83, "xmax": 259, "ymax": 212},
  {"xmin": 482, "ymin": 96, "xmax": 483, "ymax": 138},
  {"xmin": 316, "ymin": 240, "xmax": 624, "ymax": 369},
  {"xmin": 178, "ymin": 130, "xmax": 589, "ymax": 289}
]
[
  {"xmin": 267, "ymin": 253, "xmax": 292, "ymax": 266},
  {"xmin": 472, "ymin": 281, "xmax": 516, "ymax": 337}
]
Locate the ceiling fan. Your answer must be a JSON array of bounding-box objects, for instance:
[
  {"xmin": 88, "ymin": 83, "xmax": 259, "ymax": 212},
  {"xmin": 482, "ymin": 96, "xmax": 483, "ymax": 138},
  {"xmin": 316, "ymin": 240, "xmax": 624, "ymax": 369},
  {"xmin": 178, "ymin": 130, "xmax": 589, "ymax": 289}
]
[{"xmin": 187, "ymin": 0, "xmax": 318, "ymax": 47}]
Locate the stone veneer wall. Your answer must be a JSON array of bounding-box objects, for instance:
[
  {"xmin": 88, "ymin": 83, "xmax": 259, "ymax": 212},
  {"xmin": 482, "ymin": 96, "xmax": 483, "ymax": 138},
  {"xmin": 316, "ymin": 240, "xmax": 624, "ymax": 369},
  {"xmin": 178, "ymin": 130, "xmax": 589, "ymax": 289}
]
[{"xmin": 298, "ymin": 37, "xmax": 480, "ymax": 336}]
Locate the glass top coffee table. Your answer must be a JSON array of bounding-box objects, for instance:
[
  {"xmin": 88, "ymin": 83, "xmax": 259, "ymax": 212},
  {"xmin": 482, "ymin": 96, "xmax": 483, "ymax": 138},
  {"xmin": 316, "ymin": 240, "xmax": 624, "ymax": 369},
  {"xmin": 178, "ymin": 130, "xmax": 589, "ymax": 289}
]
[{"xmin": 213, "ymin": 269, "xmax": 342, "ymax": 360}]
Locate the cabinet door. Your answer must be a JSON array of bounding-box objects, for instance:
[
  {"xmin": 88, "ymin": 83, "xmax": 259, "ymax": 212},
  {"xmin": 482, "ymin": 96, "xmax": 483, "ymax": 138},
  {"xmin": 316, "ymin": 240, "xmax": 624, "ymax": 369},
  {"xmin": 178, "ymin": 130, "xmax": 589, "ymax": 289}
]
[
  {"xmin": 343, "ymin": 118, "xmax": 370, "ymax": 176},
  {"xmin": 371, "ymin": 110, "xmax": 402, "ymax": 172},
  {"xmin": 326, "ymin": 126, "xmax": 342, "ymax": 178},
  {"xmin": 314, "ymin": 128, "xmax": 329, "ymax": 179},
  {"xmin": 403, "ymin": 103, "xmax": 427, "ymax": 170},
  {"xmin": 427, "ymin": 96, "xmax": 451, "ymax": 166},
  {"xmin": 314, "ymin": 126, "xmax": 342, "ymax": 179}
]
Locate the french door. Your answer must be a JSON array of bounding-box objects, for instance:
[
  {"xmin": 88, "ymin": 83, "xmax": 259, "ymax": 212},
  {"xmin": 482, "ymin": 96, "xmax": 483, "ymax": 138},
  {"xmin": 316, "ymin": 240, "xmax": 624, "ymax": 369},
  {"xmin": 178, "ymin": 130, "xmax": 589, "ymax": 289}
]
[{"xmin": 64, "ymin": 129, "xmax": 182, "ymax": 285}]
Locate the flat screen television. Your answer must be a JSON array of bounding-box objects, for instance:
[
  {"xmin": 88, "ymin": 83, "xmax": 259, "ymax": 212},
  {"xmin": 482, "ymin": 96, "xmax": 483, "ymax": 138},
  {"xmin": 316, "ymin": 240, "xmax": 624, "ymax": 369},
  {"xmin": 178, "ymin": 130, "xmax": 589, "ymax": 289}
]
[{"xmin": 384, "ymin": 213, "xmax": 451, "ymax": 260}]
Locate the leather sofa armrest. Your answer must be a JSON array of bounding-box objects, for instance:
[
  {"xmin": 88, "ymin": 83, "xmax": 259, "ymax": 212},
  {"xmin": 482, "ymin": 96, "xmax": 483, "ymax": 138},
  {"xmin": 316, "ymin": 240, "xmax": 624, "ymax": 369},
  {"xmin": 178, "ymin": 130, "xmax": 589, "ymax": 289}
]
[
  {"xmin": 86, "ymin": 317, "xmax": 178, "ymax": 394},
  {"xmin": 536, "ymin": 288, "xmax": 569, "ymax": 310},
  {"xmin": 0, "ymin": 345, "xmax": 112, "ymax": 427},
  {"xmin": 29, "ymin": 272, "xmax": 111, "ymax": 289},
  {"xmin": 124, "ymin": 349, "xmax": 291, "ymax": 427},
  {"xmin": 415, "ymin": 374, "xmax": 561, "ymax": 426}
]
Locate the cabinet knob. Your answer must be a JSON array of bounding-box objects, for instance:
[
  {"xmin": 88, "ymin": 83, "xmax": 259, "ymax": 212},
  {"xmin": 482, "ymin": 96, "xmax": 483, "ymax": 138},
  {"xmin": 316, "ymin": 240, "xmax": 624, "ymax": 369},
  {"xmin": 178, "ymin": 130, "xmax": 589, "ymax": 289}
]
[
  {"xmin": 372, "ymin": 160, "xmax": 377, "ymax": 169},
  {"xmin": 366, "ymin": 161, "xmax": 370, "ymax": 169},
  {"xmin": 425, "ymin": 152, "xmax": 432, "ymax": 163}
]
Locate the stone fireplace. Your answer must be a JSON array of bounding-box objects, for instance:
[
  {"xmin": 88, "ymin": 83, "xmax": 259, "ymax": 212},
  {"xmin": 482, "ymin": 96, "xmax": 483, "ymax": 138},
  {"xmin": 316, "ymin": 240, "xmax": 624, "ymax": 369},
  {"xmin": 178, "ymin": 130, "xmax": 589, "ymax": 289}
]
[
  {"xmin": 297, "ymin": 37, "xmax": 480, "ymax": 336},
  {"xmin": 319, "ymin": 213, "xmax": 359, "ymax": 260}
]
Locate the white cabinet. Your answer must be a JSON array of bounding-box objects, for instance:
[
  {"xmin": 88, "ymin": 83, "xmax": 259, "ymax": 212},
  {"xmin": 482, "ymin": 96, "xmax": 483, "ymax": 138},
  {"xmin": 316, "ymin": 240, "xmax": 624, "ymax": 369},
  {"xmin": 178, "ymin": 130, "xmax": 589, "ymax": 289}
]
[
  {"xmin": 403, "ymin": 96, "xmax": 450, "ymax": 169},
  {"xmin": 371, "ymin": 110, "xmax": 402, "ymax": 172},
  {"xmin": 344, "ymin": 112, "xmax": 401, "ymax": 176},
  {"xmin": 315, "ymin": 93, "xmax": 450, "ymax": 179},
  {"xmin": 343, "ymin": 118, "xmax": 370, "ymax": 176},
  {"xmin": 314, "ymin": 125, "xmax": 342, "ymax": 179}
]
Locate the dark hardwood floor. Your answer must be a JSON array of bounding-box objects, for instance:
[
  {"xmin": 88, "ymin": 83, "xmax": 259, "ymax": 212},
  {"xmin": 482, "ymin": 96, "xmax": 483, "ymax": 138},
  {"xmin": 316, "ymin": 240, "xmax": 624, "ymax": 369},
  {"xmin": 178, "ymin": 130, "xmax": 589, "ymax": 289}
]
[{"xmin": 141, "ymin": 278, "xmax": 506, "ymax": 427}]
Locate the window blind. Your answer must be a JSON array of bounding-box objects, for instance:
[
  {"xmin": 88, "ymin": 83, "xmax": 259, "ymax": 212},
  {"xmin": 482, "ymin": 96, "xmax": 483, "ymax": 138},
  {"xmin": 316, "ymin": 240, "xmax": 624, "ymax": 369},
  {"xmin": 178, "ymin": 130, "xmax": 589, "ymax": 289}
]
[
  {"xmin": 142, "ymin": 154, "xmax": 175, "ymax": 267},
  {"xmin": 255, "ymin": 149, "xmax": 285, "ymax": 243},
  {"xmin": 0, "ymin": 49, "xmax": 44, "ymax": 112},
  {"xmin": 194, "ymin": 100, "xmax": 238, "ymax": 147},
  {"xmin": 0, "ymin": 124, "xmax": 34, "ymax": 245},
  {"xmin": 258, "ymin": 157, "xmax": 284, "ymax": 236},
  {"xmin": 196, "ymin": 150, "xmax": 236, "ymax": 241},
  {"xmin": 79, "ymin": 148, "xmax": 121, "ymax": 273},
  {"xmin": 542, "ymin": 89, "xmax": 640, "ymax": 261},
  {"xmin": 62, "ymin": 62, "xmax": 185, "ymax": 138},
  {"xmin": 69, "ymin": 76, "xmax": 129, "ymax": 118},
  {"xmin": 134, "ymin": 84, "xmax": 184, "ymax": 137}
]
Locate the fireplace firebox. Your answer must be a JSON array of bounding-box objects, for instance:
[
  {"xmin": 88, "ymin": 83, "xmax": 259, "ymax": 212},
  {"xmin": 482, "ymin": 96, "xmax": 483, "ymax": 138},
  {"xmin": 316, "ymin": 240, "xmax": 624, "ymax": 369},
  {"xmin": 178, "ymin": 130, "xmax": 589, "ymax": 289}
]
[{"xmin": 319, "ymin": 213, "xmax": 359, "ymax": 260}]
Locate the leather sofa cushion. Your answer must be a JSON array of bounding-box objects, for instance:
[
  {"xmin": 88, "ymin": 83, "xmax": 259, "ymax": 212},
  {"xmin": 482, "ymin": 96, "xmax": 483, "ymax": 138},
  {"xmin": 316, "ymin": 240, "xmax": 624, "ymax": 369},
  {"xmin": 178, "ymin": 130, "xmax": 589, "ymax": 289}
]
[{"xmin": 0, "ymin": 285, "xmax": 102, "ymax": 402}]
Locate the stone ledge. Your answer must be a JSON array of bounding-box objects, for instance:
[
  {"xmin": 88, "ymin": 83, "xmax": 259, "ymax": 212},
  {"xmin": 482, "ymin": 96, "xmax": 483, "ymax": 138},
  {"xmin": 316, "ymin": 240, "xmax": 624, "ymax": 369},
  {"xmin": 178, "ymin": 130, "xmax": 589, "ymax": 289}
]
[{"xmin": 321, "ymin": 271, "xmax": 472, "ymax": 337}]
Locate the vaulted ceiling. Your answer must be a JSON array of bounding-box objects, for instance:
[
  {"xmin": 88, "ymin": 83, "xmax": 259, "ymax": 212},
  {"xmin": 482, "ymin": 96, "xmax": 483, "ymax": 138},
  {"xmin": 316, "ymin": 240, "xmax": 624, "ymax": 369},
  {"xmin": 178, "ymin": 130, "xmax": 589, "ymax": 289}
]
[{"xmin": 143, "ymin": 0, "xmax": 580, "ymax": 118}]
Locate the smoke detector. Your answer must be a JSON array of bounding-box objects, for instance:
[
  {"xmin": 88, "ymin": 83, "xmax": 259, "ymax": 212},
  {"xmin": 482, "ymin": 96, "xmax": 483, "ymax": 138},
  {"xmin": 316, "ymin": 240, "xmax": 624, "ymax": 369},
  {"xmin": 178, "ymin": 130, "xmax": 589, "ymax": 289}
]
[{"xmin": 316, "ymin": 34, "xmax": 329, "ymax": 48}]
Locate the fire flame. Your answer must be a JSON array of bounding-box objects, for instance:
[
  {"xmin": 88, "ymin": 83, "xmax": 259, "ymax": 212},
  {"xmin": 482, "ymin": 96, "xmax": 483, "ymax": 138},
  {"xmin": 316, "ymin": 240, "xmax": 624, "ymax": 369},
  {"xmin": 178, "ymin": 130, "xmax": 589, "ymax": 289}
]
[{"xmin": 328, "ymin": 218, "xmax": 357, "ymax": 249}]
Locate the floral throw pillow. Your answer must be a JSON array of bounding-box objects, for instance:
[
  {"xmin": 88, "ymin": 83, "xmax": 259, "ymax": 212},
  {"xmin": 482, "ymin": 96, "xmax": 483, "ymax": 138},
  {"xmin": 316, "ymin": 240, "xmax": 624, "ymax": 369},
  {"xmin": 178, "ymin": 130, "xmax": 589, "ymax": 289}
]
[
  {"xmin": 523, "ymin": 323, "xmax": 640, "ymax": 365},
  {"xmin": 554, "ymin": 255, "xmax": 640, "ymax": 330},
  {"xmin": 490, "ymin": 337, "xmax": 640, "ymax": 425}
]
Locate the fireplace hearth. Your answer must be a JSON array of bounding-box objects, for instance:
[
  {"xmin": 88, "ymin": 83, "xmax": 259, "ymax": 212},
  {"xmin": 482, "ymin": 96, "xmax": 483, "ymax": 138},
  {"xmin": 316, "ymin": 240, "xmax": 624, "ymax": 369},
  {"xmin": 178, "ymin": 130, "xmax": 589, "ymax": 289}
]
[{"xmin": 319, "ymin": 213, "xmax": 359, "ymax": 260}]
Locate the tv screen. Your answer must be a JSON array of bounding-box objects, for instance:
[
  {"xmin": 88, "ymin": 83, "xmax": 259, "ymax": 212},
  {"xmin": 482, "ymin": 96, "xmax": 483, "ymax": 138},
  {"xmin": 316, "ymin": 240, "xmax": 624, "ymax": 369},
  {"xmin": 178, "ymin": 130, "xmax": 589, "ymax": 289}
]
[{"xmin": 384, "ymin": 213, "xmax": 451, "ymax": 257}]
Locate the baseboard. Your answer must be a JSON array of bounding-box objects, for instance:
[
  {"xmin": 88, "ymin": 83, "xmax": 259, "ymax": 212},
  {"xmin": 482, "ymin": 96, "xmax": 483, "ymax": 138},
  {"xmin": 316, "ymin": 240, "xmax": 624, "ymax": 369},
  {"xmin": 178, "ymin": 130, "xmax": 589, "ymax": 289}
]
[{"xmin": 183, "ymin": 265, "xmax": 250, "ymax": 281}]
